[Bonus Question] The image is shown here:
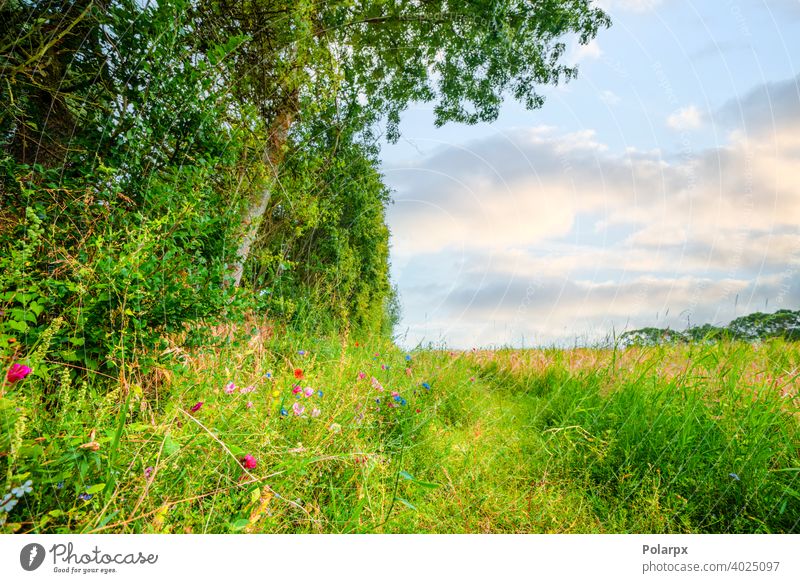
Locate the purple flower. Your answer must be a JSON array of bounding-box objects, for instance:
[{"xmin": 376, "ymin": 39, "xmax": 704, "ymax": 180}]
[
  {"xmin": 190, "ymin": 401, "xmax": 203, "ymax": 413},
  {"xmin": 144, "ymin": 466, "xmax": 154, "ymax": 480}
]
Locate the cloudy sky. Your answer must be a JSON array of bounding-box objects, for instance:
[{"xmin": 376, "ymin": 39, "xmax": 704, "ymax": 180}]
[{"xmin": 381, "ymin": 0, "xmax": 800, "ymax": 349}]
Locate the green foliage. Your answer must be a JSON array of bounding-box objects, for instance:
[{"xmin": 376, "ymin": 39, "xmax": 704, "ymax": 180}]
[{"xmin": 247, "ymin": 114, "xmax": 395, "ymax": 335}]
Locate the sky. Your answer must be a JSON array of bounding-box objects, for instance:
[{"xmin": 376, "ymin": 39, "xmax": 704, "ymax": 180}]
[{"xmin": 380, "ymin": 0, "xmax": 800, "ymax": 349}]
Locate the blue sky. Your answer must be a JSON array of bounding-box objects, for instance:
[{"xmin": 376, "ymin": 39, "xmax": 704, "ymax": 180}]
[{"xmin": 381, "ymin": 0, "xmax": 800, "ymax": 348}]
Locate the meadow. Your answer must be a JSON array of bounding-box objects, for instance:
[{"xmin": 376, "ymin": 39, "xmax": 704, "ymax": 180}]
[{"xmin": 2, "ymin": 322, "xmax": 798, "ymax": 534}]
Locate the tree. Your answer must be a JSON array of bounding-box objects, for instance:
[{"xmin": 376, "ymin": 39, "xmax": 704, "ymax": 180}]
[{"xmin": 196, "ymin": 0, "xmax": 611, "ymax": 285}]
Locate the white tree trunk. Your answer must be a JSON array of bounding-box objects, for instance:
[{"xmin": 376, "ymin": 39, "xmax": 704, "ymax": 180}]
[{"xmin": 228, "ymin": 102, "xmax": 295, "ymax": 287}]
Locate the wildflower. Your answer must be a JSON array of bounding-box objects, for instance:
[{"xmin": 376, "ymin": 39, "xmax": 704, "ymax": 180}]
[
  {"xmin": 375, "ymin": 398, "xmax": 381, "ymax": 404},
  {"xmin": 293, "ymin": 402, "xmax": 304, "ymax": 416},
  {"xmin": 391, "ymin": 391, "xmax": 400, "ymax": 397},
  {"xmin": 405, "ymin": 354, "xmax": 411, "ymax": 361},
  {"xmin": 422, "ymin": 382, "xmax": 431, "ymax": 391},
  {"xmin": 304, "ymin": 387, "xmax": 314, "ymax": 397},
  {"xmin": 358, "ymin": 371, "xmax": 366, "ymax": 380},
  {"xmin": 1, "ymin": 494, "xmax": 17, "ymax": 512},
  {"xmin": 405, "ymin": 368, "xmax": 412, "ymax": 376},
  {"xmin": 329, "ymin": 423, "xmax": 342, "ymax": 433},
  {"xmin": 371, "ymin": 377, "xmax": 384, "ymax": 391},
  {"xmin": 292, "ymin": 385, "xmax": 302, "ymax": 395},
  {"xmin": 729, "ymin": 473, "xmax": 741, "ymax": 481},
  {"xmin": 374, "ymin": 352, "xmax": 380, "ymax": 357},
  {"xmin": 242, "ymin": 454, "xmax": 257, "ymax": 470},
  {"xmin": 240, "ymin": 385, "xmax": 255, "ymax": 394},
  {"xmin": 415, "ymin": 408, "xmax": 421, "ymax": 414},
  {"xmin": 393, "ymin": 394, "xmax": 402, "ymax": 402},
  {"xmin": 298, "ymin": 350, "xmax": 306, "ymax": 356},
  {"xmin": 381, "ymin": 364, "xmax": 388, "ymax": 370},
  {"xmin": 6, "ymin": 363, "xmax": 32, "ymax": 384},
  {"xmin": 400, "ymin": 398, "xmax": 407, "ymax": 406},
  {"xmin": 246, "ymin": 401, "xmax": 254, "ymax": 409},
  {"xmin": 272, "ymin": 390, "xmax": 280, "ymax": 398},
  {"xmin": 11, "ymin": 480, "xmax": 33, "ymax": 498},
  {"xmin": 224, "ymin": 382, "xmax": 236, "ymax": 394},
  {"xmin": 56, "ymin": 482, "xmax": 64, "ymax": 490},
  {"xmin": 354, "ymin": 342, "xmax": 359, "ymax": 347},
  {"xmin": 469, "ymin": 377, "xmax": 475, "ymax": 382},
  {"xmin": 265, "ymin": 371, "xmax": 273, "ymax": 379},
  {"xmin": 280, "ymin": 407, "xmax": 288, "ymax": 417},
  {"xmin": 190, "ymin": 401, "xmax": 203, "ymax": 413},
  {"xmin": 78, "ymin": 493, "xmax": 93, "ymax": 502},
  {"xmin": 144, "ymin": 467, "xmax": 154, "ymax": 480},
  {"xmin": 311, "ymin": 408, "xmax": 321, "ymax": 418},
  {"xmin": 317, "ymin": 390, "xmax": 323, "ymax": 398},
  {"xmin": 294, "ymin": 368, "xmax": 304, "ymax": 379}
]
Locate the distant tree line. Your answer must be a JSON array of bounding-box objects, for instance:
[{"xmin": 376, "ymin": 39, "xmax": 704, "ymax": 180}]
[{"xmin": 619, "ymin": 310, "xmax": 800, "ymax": 347}]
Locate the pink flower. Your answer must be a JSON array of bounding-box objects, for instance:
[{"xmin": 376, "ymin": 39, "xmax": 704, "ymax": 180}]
[
  {"xmin": 190, "ymin": 401, "xmax": 203, "ymax": 413},
  {"xmin": 292, "ymin": 402, "xmax": 304, "ymax": 416},
  {"xmin": 240, "ymin": 385, "xmax": 255, "ymax": 394},
  {"xmin": 311, "ymin": 407, "xmax": 320, "ymax": 418},
  {"xmin": 371, "ymin": 377, "xmax": 384, "ymax": 391},
  {"xmin": 224, "ymin": 382, "xmax": 236, "ymax": 394},
  {"xmin": 6, "ymin": 363, "xmax": 32, "ymax": 384},
  {"xmin": 242, "ymin": 454, "xmax": 257, "ymax": 469},
  {"xmin": 358, "ymin": 371, "xmax": 366, "ymax": 380},
  {"xmin": 304, "ymin": 387, "xmax": 314, "ymax": 397},
  {"xmin": 391, "ymin": 391, "xmax": 400, "ymax": 397},
  {"xmin": 144, "ymin": 466, "xmax": 154, "ymax": 479},
  {"xmin": 246, "ymin": 401, "xmax": 254, "ymax": 409},
  {"xmin": 292, "ymin": 385, "xmax": 302, "ymax": 395},
  {"xmin": 405, "ymin": 368, "xmax": 412, "ymax": 376}
]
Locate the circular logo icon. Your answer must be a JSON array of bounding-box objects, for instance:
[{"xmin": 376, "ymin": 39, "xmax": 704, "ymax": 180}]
[{"xmin": 20, "ymin": 543, "xmax": 46, "ymax": 571}]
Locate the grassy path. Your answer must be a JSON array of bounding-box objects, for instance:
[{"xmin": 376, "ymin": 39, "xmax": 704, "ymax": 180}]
[{"xmin": 3, "ymin": 330, "xmax": 799, "ymax": 533}]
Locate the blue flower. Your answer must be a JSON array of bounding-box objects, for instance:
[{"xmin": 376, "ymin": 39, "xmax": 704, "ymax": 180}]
[
  {"xmin": 1, "ymin": 494, "xmax": 17, "ymax": 512},
  {"xmin": 728, "ymin": 473, "xmax": 741, "ymax": 481},
  {"xmin": 405, "ymin": 355, "xmax": 411, "ymax": 361},
  {"xmin": 78, "ymin": 493, "xmax": 93, "ymax": 502},
  {"xmin": 11, "ymin": 480, "xmax": 32, "ymax": 498},
  {"xmin": 399, "ymin": 398, "xmax": 407, "ymax": 406},
  {"xmin": 280, "ymin": 407, "xmax": 288, "ymax": 416},
  {"xmin": 317, "ymin": 390, "xmax": 324, "ymax": 397},
  {"xmin": 393, "ymin": 395, "xmax": 402, "ymax": 402},
  {"xmin": 56, "ymin": 481, "xmax": 64, "ymax": 490},
  {"xmin": 422, "ymin": 382, "xmax": 431, "ymax": 391},
  {"xmin": 375, "ymin": 398, "xmax": 381, "ymax": 404},
  {"xmin": 265, "ymin": 371, "xmax": 272, "ymax": 379},
  {"xmin": 298, "ymin": 350, "xmax": 306, "ymax": 355}
]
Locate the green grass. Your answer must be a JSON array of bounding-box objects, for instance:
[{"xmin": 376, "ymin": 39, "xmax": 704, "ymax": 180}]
[{"xmin": 2, "ymin": 326, "xmax": 799, "ymax": 533}]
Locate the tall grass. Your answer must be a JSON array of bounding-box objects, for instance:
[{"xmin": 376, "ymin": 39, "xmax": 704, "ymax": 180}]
[{"xmin": 2, "ymin": 326, "xmax": 798, "ymax": 533}]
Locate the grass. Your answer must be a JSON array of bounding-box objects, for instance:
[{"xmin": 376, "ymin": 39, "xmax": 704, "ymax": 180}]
[{"xmin": 2, "ymin": 322, "xmax": 799, "ymax": 533}]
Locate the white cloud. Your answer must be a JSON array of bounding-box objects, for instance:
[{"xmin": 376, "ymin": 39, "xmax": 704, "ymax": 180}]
[
  {"xmin": 599, "ymin": 90, "xmax": 621, "ymax": 106},
  {"xmin": 572, "ymin": 39, "xmax": 602, "ymax": 62},
  {"xmin": 666, "ymin": 105, "xmax": 704, "ymax": 130}
]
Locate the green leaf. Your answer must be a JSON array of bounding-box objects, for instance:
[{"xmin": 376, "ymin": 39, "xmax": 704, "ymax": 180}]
[
  {"xmin": 395, "ymin": 497, "xmax": 417, "ymax": 511},
  {"xmin": 86, "ymin": 483, "xmax": 106, "ymax": 494},
  {"xmin": 230, "ymin": 518, "xmax": 249, "ymax": 531}
]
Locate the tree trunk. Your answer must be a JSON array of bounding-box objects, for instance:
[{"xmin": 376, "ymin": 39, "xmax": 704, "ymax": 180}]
[{"xmin": 229, "ymin": 100, "xmax": 296, "ymax": 287}]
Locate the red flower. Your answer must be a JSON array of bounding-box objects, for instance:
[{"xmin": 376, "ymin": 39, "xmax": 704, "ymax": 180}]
[
  {"xmin": 190, "ymin": 401, "xmax": 203, "ymax": 413},
  {"xmin": 293, "ymin": 368, "xmax": 304, "ymax": 379},
  {"xmin": 6, "ymin": 363, "xmax": 32, "ymax": 384},
  {"xmin": 242, "ymin": 454, "xmax": 257, "ymax": 469}
]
